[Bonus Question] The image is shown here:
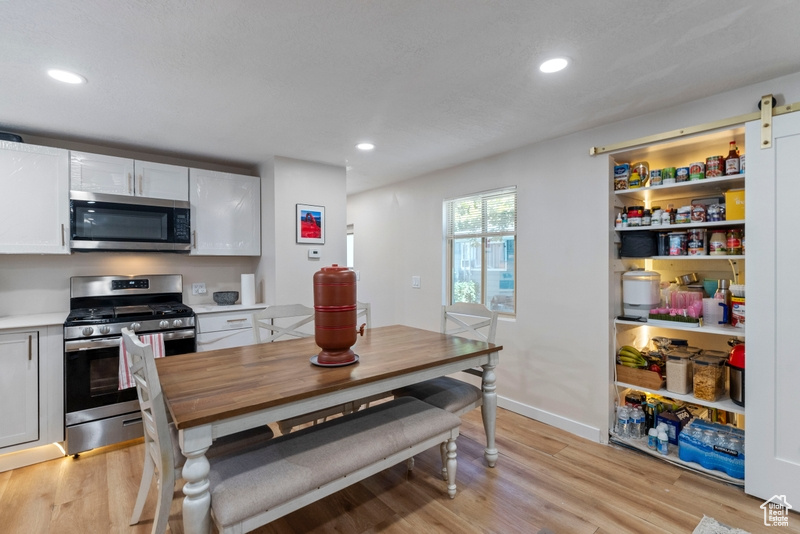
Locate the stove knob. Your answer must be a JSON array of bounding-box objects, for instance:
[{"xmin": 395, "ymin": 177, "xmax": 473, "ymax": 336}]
[
  {"xmin": 130, "ymin": 322, "xmax": 141, "ymax": 332},
  {"xmin": 159, "ymin": 320, "xmax": 170, "ymax": 329},
  {"xmin": 172, "ymin": 319, "xmax": 184, "ymax": 328},
  {"xmin": 81, "ymin": 326, "xmax": 94, "ymax": 337},
  {"xmin": 99, "ymin": 325, "xmax": 111, "ymax": 335}
]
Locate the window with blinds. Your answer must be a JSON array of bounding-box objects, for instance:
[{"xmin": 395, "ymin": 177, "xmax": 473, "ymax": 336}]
[{"xmin": 445, "ymin": 187, "xmax": 516, "ymax": 314}]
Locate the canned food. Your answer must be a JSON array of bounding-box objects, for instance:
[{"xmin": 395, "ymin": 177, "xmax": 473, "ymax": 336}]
[
  {"xmin": 669, "ymin": 231, "xmax": 688, "ymax": 256},
  {"xmin": 689, "ymin": 162, "xmax": 705, "ymax": 180},
  {"xmin": 687, "ymin": 229, "xmax": 706, "ymax": 255},
  {"xmin": 662, "ymin": 167, "xmax": 677, "ymax": 184},
  {"xmin": 650, "ymin": 169, "xmax": 662, "ymax": 186},
  {"xmin": 676, "ymin": 167, "xmax": 690, "ymax": 182},
  {"xmin": 706, "ymin": 156, "xmax": 724, "ymax": 178},
  {"xmin": 691, "ymin": 204, "xmax": 706, "ymax": 222}
]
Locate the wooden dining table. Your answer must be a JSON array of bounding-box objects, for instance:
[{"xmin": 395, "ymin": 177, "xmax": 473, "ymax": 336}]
[{"xmin": 156, "ymin": 324, "xmax": 502, "ymax": 534}]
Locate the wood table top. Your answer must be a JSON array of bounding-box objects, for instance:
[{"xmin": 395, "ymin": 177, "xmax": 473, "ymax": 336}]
[{"xmin": 157, "ymin": 324, "xmax": 502, "ymax": 429}]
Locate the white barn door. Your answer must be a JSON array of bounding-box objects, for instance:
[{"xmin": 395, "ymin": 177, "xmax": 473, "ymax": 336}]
[{"xmin": 746, "ymin": 111, "xmax": 800, "ymax": 506}]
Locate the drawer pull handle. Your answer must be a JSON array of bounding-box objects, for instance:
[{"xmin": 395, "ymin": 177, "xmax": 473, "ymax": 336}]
[{"xmin": 226, "ymin": 318, "xmax": 247, "ymax": 323}]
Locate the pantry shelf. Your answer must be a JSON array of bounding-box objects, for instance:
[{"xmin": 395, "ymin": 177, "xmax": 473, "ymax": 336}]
[
  {"xmin": 614, "ymin": 381, "xmax": 745, "ymax": 415},
  {"xmin": 615, "ymin": 319, "xmax": 745, "ymax": 338},
  {"xmin": 616, "ymin": 219, "xmax": 744, "ymax": 232},
  {"xmin": 614, "ymin": 175, "xmax": 745, "ymax": 203},
  {"xmin": 609, "ymin": 431, "xmax": 744, "ymax": 487}
]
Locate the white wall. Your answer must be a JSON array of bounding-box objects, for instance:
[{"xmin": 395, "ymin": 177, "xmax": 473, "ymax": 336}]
[
  {"xmin": 258, "ymin": 156, "xmax": 347, "ymax": 306},
  {"xmin": 348, "ymin": 70, "xmax": 800, "ymax": 442}
]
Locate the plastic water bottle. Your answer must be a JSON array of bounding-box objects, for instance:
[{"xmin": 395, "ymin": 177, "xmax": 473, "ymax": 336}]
[
  {"xmin": 631, "ymin": 406, "xmax": 645, "ymax": 439},
  {"xmin": 616, "ymin": 406, "xmax": 630, "ymax": 437}
]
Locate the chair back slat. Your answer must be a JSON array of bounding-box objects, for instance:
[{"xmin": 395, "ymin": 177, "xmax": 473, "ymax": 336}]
[
  {"xmin": 441, "ymin": 303, "xmax": 498, "ymax": 344},
  {"xmin": 122, "ymin": 328, "xmax": 175, "ymax": 478},
  {"xmin": 356, "ymin": 301, "xmax": 371, "ymax": 328},
  {"xmin": 253, "ymin": 304, "xmax": 315, "ymax": 343}
]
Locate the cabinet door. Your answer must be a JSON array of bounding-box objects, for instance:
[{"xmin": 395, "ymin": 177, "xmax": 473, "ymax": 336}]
[
  {"xmin": 70, "ymin": 151, "xmax": 135, "ymax": 195},
  {"xmin": 746, "ymin": 113, "xmax": 800, "ymax": 505},
  {"xmin": 0, "ymin": 142, "xmax": 70, "ymax": 254},
  {"xmin": 189, "ymin": 169, "xmax": 260, "ymax": 256},
  {"xmin": 0, "ymin": 332, "xmax": 38, "ymax": 449},
  {"xmin": 135, "ymin": 160, "xmax": 189, "ymax": 201}
]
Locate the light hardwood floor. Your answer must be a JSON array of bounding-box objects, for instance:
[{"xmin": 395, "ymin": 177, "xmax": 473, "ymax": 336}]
[{"xmin": 0, "ymin": 407, "xmax": 796, "ymax": 534}]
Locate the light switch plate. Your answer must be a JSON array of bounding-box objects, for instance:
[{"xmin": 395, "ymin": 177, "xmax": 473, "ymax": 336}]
[
  {"xmin": 411, "ymin": 276, "xmax": 421, "ymax": 289},
  {"xmin": 192, "ymin": 282, "xmax": 207, "ymax": 295},
  {"xmin": 308, "ymin": 249, "xmax": 321, "ymax": 259}
]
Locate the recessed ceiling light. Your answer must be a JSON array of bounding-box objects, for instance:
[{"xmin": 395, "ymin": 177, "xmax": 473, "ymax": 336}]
[
  {"xmin": 356, "ymin": 143, "xmax": 375, "ymax": 151},
  {"xmin": 539, "ymin": 58, "xmax": 569, "ymax": 74},
  {"xmin": 47, "ymin": 69, "xmax": 87, "ymax": 84}
]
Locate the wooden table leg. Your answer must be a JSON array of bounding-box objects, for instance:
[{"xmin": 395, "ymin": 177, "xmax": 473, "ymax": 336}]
[
  {"xmin": 481, "ymin": 357, "xmax": 498, "ymax": 467},
  {"xmin": 181, "ymin": 427, "xmax": 213, "ymax": 534}
]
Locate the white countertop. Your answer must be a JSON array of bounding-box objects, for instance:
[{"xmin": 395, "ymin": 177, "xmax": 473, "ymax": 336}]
[
  {"xmin": 190, "ymin": 303, "xmax": 268, "ymax": 315},
  {"xmin": 0, "ymin": 311, "xmax": 69, "ymax": 330}
]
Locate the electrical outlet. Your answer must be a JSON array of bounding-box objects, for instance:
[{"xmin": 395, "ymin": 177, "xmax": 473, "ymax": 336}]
[
  {"xmin": 411, "ymin": 276, "xmax": 421, "ymax": 289},
  {"xmin": 192, "ymin": 282, "xmax": 207, "ymax": 295}
]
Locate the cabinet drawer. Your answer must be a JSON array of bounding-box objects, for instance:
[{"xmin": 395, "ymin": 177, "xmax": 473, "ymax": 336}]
[
  {"xmin": 197, "ymin": 312, "xmax": 255, "ymax": 333},
  {"xmin": 197, "ymin": 329, "xmax": 255, "ymax": 352}
]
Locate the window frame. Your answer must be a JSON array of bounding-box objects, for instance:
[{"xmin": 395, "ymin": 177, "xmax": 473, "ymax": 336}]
[{"xmin": 444, "ymin": 186, "xmax": 516, "ymax": 316}]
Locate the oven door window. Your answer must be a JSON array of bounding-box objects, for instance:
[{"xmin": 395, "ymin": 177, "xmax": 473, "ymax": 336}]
[
  {"xmin": 72, "ymin": 202, "xmax": 169, "ymax": 242},
  {"xmin": 65, "ymin": 345, "xmax": 137, "ymax": 414}
]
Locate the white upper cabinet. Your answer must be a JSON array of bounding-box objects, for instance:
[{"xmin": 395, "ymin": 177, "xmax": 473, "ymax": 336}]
[
  {"xmin": 0, "ymin": 141, "xmax": 70, "ymax": 254},
  {"xmin": 190, "ymin": 168, "xmax": 260, "ymax": 256},
  {"xmin": 70, "ymin": 151, "xmax": 189, "ymax": 201}
]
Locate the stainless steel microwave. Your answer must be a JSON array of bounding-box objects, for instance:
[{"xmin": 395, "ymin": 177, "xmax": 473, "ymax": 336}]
[{"xmin": 69, "ymin": 191, "xmax": 191, "ymax": 252}]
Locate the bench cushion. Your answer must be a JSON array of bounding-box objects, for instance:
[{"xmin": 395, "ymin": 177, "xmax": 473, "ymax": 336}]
[
  {"xmin": 394, "ymin": 376, "xmax": 482, "ymax": 412},
  {"xmin": 208, "ymin": 396, "xmax": 460, "ymax": 528}
]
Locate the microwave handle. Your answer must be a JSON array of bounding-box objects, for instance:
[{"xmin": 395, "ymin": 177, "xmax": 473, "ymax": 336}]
[
  {"xmin": 138, "ymin": 174, "xmax": 143, "ymax": 196},
  {"xmin": 127, "ymin": 172, "xmax": 133, "ymax": 195}
]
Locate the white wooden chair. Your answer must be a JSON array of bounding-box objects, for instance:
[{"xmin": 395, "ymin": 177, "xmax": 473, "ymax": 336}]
[
  {"xmin": 122, "ymin": 328, "xmax": 274, "ymax": 534},
  {"xmin": 251, "ymin": 304, "xmax": 346, "ymax": 433},
  {"xmin": 252, "ymin": 304, "xmax": 315, "ymax": 343},
  {"xmin": 393, "ymin": 303, "xmax": 498, "ymax": 475}
]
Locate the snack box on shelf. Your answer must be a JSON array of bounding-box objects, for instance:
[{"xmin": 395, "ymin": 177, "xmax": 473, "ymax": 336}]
[{"xmin": 678, "ymin": 419, "xmax": 744, "ymax": 479}]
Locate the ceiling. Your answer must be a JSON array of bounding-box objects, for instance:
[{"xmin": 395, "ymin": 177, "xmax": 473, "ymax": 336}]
[{"xmin": 2, "ymin": 1, "xmax": 800, "ymax": 194}]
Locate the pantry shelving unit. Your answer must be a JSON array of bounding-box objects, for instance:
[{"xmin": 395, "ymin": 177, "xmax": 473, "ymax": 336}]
[{"xmin": 608, "ymin": 125, "xmax": 746, "ymax": 483}]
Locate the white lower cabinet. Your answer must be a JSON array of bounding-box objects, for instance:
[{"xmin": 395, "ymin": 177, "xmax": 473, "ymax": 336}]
[
  {"xmin": 195, "ymin": 308, "xmax": 265, "ymax": 352},
  {"xmin": 0, "ymin": 323, "xmax": 64, "ymax": 471},
  {"xmin": 190, "ymin": 169, "xmax": 261, "ymax": 256},
  {"xmin": 0, "ymin": 331, "xmax": 39, "ymax": 448}
]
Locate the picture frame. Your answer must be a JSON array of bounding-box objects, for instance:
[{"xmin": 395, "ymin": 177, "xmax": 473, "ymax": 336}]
[{"xmin": 296, "ymin": 203, "xmax": 325, "ymax": 244}]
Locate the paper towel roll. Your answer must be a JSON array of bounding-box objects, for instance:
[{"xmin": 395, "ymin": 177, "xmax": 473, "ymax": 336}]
[{"xmin": 241, "ymin": 274, "xmax": 256, "ymax": 306}]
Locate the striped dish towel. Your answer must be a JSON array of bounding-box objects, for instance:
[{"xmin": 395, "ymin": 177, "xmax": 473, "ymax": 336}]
[{"xmin": 119, "ymin": 333, "xmax": 165, "ymax": 390}]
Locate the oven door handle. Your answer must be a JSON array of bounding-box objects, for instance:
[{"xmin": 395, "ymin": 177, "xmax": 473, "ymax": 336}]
[{"xmin": 64, "ymin": 329, "xmax": 196, "ymax": 352}]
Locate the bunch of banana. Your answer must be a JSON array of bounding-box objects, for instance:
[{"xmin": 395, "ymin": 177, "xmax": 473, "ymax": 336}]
[{"xmin": 617, "ymin": 345, "xmax": 647, "ymax": 368}]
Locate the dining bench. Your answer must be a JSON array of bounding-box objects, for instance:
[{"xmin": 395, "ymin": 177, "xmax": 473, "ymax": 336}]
[{"xmin": 205, "ymin": 396, "xmax": 461, "ymax": 534}]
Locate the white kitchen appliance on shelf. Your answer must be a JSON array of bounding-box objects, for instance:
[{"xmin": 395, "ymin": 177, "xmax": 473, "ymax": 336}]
[{"xmin": 622, "ymin": 270, "xmax": 661, "ymax": 318}]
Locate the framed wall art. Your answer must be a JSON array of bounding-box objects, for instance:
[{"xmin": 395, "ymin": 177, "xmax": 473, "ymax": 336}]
[{"xmin": 296, "ymin": 203, "xmax": 325, "ymax": 244}]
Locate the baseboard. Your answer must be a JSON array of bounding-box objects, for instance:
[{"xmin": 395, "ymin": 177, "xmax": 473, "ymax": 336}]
[
  {"xmin": 498, "ymin": 396, "xmax": 603, "ymax": 443},
  {"xmin": 0, "ymin": 443, "xmax": 65, "ymax": 473}
]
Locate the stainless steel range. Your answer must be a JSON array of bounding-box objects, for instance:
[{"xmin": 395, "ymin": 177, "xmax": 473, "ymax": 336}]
[{"xmin": 64, "ymin": 274, "xmax": 196, "ymax": 455}]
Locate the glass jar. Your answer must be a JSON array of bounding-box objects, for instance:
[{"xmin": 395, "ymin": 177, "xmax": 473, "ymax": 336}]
[
  {"xmin": 727, "ymin": 228, "xmax": 742, "ymax": 255},
  {"xmin": 709, "ymin": 230, "xmax": 727, "ymax": 255}
]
